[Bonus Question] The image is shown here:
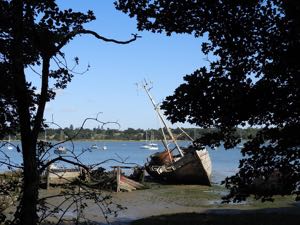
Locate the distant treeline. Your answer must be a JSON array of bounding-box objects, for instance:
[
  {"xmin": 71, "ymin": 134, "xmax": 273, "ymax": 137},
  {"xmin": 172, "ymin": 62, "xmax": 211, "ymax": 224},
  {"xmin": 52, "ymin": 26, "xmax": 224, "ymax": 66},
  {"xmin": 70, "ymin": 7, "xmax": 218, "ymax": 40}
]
[
  {"xmin": 37, "ymin": 127, "xmax": 258, "ymax": 141},
  {"xmin": 5, "ymin": 127, "xmax": 259, "ymax": 141}
]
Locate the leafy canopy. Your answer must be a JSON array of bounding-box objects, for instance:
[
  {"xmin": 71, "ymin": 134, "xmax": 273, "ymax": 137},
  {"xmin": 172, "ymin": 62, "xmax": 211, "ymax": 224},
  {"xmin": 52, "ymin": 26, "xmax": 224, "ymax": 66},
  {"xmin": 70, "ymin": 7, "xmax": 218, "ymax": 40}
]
[
  {"xmin": 0, "ymin": 0, "xmax": 95, "ymax": 136},
  {"xmin": 1, "ymin": 1, "xmax": 138, "ymax": 225},
  {"xmin": 115, "ymin": 0, "xmax": 300, "ymax": 201}
]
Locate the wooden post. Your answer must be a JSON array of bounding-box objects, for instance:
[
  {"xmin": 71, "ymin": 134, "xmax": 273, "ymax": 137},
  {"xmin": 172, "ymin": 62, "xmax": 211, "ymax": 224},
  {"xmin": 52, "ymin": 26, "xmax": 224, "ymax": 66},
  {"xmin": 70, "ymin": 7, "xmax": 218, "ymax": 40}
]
[
  {"xmin": 46, "ymin": 165, "xmax": 50, "ymax": 190},
  {"xmin": 116, "ymin": 166, "xmax": 121, "ymax": 192},
  {"xmin": 141, "ymin": 168, "xmax": 145, "ymax": 183}
]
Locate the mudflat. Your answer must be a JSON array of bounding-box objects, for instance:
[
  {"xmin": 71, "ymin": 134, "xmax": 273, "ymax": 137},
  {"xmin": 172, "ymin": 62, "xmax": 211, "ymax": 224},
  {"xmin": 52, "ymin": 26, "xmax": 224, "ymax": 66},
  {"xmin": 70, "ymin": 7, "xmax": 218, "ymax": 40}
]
[{"xmin": 40, "ymin": 182, "xmax": 300, "ymax": 225}]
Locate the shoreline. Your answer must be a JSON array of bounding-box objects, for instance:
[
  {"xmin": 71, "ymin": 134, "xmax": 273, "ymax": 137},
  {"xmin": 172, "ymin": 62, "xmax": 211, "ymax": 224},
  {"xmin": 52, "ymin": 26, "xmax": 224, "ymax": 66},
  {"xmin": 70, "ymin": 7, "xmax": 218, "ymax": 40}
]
[{"xmin": 2, "ymin": 180, "xmax": 299, "ymax": 225}]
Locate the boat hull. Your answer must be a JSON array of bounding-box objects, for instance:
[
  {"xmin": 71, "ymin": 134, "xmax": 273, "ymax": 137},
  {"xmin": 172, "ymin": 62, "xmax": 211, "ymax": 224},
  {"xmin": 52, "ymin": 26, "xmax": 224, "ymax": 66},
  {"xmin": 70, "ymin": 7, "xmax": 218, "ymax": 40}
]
[{"xmin": 145, "ymin": 150, "xmax": 212, "ymax": 185}]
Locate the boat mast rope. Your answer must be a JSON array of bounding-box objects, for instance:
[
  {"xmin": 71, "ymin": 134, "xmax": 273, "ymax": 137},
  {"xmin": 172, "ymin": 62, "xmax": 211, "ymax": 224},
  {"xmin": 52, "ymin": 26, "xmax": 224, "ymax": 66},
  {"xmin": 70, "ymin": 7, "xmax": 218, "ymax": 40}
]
[{"xmin": 142, "ymin": 81, "xmax": 184, "ymax": 157}]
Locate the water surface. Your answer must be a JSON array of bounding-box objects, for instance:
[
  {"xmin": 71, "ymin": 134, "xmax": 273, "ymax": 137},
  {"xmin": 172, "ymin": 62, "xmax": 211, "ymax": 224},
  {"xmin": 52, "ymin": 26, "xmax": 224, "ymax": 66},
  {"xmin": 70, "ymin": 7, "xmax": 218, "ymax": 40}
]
[{"xmin": 0, "ymin": 140, "xmax": 242, "ymax": 184}]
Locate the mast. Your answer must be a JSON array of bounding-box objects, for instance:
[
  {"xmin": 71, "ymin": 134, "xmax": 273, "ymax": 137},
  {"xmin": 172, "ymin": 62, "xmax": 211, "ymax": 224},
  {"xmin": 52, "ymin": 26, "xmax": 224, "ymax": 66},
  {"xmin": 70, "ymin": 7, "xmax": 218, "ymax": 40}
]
[
  {"xmin": 145, "ymin": 129, "xmax": 148, "ymax": 143},
  {"xmin": 142, "ymin": 82, "xmax": 184, "ymax": 157}
]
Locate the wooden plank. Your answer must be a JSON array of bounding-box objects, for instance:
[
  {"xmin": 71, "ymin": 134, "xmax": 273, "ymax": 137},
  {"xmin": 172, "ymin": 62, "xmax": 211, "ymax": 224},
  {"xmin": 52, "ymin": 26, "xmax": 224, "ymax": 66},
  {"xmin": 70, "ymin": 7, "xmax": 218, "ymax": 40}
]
[
  {"xmin": 120, "ymin": 176, "xmax": 145, "ymax": 189},
  {"xmin": 119, "ymin": 180, "xmax": 136, "ymax": 192}
]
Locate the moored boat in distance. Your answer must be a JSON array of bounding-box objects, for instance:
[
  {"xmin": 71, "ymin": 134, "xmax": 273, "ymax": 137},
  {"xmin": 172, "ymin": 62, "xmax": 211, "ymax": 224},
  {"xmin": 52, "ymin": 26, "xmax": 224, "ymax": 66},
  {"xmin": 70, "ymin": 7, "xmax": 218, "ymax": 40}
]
[
  {"xmin": 89, "ymin": 144, "xmax": 99, "ymax": 150},
  {"xmin": 54, "ymin": 145, "xmax": 67, "ymax": 154},
  {"xmin": 141, "ymin": 143, "xmax": 159, "ymax": 150},
  {"xmin": 140, "ymin": 130, "xmax": 159, "ymax": 150},
  {"xmin": 89, "ymin": 143, "xmax": 107, "ymax": 150},
  {"xmin": 142, "ymin": 81, "xmax": 212, "ymax": 185},
  {"xmin": 7, "ymin": 135, "xmax": 13, "ymax": 150}
]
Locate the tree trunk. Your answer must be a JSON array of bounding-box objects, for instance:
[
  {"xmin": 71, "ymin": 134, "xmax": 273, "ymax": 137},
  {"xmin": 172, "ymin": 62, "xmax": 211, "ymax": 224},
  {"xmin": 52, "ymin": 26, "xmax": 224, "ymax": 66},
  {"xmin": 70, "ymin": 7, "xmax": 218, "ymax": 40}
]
[
  {"xmin": 11, "ymin": 1, "xmax": 39, "ymax": 225},
  {"xmin": 17, "ymin": 142, "xmax": 39, "ymax": 225}
]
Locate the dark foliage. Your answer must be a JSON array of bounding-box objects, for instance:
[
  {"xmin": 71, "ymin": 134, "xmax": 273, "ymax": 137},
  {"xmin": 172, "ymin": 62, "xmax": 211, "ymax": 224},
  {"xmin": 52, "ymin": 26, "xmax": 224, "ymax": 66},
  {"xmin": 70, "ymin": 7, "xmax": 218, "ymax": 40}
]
[
  {"xmin": 0, "ymin": 1, "xmax": 97, "ymax": 223},
  {"xmin": 115, "ymin": 0, "xmax": 300, "ymax": 201},
  {"xmin": 1, "ymin": 1, "xmax": 138, "ymax": 225}
]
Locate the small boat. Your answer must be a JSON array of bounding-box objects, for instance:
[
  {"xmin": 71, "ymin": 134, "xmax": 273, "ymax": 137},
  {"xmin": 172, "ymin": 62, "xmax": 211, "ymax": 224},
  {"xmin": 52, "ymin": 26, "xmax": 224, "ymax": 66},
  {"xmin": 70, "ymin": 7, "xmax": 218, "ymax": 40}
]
[
  {"xmin": 141, "ymin": 143, "xmax": 159, "ymax": 150},
  {"xmin": 140, "ymin": 131, "xmax": 159, "ymax": 150},
  {"xmin": 89, "ymin": 144, "xmax": 107, "ymax": 150},
  {"xmin": 89, "ymin": 144, "xmax": 99, "ymax": 150},
  {"xmin": 140, "ymin": 130, "xmax": 150, "ymax": 149},
  {"xmin": 140, "ymin": 144, "xmax": 150, "ymax": 149},
  {"xmin": 142, "ymin": 82, "xmax": 212, "ymax": 185},
  {"xmin": 54, "ymin": 146, "xmax": 67, "ymax": 154},
  {"xmin": 7, "ymin": 144, "xmax": 13, "ymax": 150},
  {"xmin": 54, "ymin": 131, "xmax": 67, "ymax": 154},
  {"xmin": 7, "ymin": 135, "xmax": 13, "ymax": 150}
]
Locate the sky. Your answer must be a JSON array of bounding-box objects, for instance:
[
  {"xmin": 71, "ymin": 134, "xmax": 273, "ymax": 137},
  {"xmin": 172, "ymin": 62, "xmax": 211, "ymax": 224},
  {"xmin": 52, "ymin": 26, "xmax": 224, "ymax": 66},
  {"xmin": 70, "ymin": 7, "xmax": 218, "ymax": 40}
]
[{"xmin": 41, "ymin": 0, "xmax": 209, "ymax": 130}]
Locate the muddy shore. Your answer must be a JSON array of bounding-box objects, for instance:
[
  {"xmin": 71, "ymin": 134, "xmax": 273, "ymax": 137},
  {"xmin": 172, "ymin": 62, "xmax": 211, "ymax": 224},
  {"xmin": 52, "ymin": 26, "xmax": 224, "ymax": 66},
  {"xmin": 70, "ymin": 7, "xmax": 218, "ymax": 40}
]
[{"xmin": 38, "ymin": 182, "xmax": 300, "ymax": 225}]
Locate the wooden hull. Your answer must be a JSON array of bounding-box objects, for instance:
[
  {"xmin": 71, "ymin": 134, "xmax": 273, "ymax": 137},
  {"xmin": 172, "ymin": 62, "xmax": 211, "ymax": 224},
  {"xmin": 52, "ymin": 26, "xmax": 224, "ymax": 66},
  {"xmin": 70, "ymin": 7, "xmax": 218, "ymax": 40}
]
[
  {"xmin": 145, "ymin": 150, "xmax": 212, "ymax": 185},
  {"xmin": 118, "ymin": 175, "xmax": 145, "ymax": 192},
  {"xmin": 113, "ymin": 166, "xmax": 146, "ymax": 192}
]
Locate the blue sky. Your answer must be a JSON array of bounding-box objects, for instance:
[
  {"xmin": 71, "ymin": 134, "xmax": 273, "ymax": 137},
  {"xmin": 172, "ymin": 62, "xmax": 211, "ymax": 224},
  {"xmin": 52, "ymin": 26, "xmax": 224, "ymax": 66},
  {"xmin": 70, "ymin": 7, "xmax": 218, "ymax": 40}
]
[{"xmin": 42, "ymin": 0, "xmax": 208, "ymax": 130}]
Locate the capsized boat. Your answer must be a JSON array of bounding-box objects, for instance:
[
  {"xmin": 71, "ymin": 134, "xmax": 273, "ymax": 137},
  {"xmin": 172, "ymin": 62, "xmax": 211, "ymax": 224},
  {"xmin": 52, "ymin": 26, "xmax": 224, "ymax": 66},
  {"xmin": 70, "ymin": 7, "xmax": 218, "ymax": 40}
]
[
  {"xmin": 145, "ymin": 145, "xmax": 212, "ymax": 185},
  {"xmin": 142, "ymin": 82, "xmax": 212, "ymax": 185}
]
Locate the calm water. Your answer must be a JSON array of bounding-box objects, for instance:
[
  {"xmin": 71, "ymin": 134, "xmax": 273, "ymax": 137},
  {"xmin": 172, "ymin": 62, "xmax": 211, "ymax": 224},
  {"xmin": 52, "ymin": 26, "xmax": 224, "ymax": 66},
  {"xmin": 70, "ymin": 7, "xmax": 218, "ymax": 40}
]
[{"xmin": 0, "ymin": 140, "xmax": 242, "ymax": 184}]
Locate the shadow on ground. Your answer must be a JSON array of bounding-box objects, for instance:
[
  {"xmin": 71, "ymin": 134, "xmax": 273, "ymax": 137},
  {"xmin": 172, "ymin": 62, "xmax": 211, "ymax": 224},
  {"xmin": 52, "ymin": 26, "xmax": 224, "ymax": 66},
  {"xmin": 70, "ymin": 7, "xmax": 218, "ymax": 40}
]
[{"xmin": 128, "ymin": 205, "xmax": 300, "ymax": 225}]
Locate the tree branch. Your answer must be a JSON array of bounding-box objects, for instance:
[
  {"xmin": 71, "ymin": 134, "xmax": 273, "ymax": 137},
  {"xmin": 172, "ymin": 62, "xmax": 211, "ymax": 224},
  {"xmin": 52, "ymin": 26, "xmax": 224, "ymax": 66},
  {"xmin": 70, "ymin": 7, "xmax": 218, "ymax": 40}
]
[
  {"xmin": 33, "ymin": 56, "xmax": 50, "ymax": 139},
  {"xmin": 40, "ymin": 156, "xmax": 90, "ymax": 173},
  {"xmin": 56, "ymin": 28, "xmax": 141, "ymax": 52}
]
